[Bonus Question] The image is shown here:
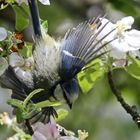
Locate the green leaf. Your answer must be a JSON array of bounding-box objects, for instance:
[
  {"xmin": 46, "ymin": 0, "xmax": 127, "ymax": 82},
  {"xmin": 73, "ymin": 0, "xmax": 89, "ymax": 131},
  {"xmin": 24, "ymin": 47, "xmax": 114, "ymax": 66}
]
[
  {"xmin": 35, "ymin": 100, "xmax": 61, "ymax": 109},
  {"xmin": 108, "ymin": 0, "xmax": 137, "ymax": 15},
  {"xmin": 23, "ymin": 89, "xmax": 44, "ymax": 106},
  {"xmin": 26, "ymin": 42, "xmax": 33, "ymax": 57},
  {"xmin": 7, "ymin": 99, "xmax": 23, "ymax": 109},
  {"xmin": 41, "ymin": 20, "xmax": 48, "ymax": 31},
  {"xmin": 18, "ymin": 46, "xmax": 28, "ymax": 57},
  {"xmin": 16, "ymin": 108, "xmax": 24, "ymax": 123},
  {"xmin": 12, "ymin": 4, "xmax": 29, "ymax": 31},
  {"xmin": 22, "ymin": 103, "xmax": 41, "ymax": 119},
  {"xmin": 78, "ymin": 59, "xmax": 105, "ymax": 93},
  {"xmin": 20, "ymin": 3, "xmax": 30, "ymax": 16},
  {"xmin": 125, "ymin": 56, "xmax": 140, "ymax": 80},
  {"xmin": 0, "ymin": 3, "xmax": 8, "ymax": 10},
  {"xmin": 6, "ymin": 0, "xmax": 15, "ymax": 3},
  {"xmin": 18, "ymin": 42, "xmax": 32, "ymax": 58},
  {"xmin": 22, "ymin": 134, "xmax": 31, "ymax": 139},
  {"xmin": 56, "ymin": 109, "xmax": 69, "ymax": 122}
]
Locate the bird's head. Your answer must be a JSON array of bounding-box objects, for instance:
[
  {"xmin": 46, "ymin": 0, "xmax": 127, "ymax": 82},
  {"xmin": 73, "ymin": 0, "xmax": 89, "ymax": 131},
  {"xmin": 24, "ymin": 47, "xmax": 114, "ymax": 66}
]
[{"xmin": 60, "ymin": 78, "xmax": 79, "ymax": 108}]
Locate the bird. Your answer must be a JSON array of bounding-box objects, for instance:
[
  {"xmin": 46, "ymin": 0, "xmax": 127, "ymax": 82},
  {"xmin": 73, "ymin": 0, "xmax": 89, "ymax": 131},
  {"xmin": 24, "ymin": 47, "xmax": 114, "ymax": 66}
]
[{"xmin": 0, "ymin": 0, "xmax": 114, "ymax": 124}]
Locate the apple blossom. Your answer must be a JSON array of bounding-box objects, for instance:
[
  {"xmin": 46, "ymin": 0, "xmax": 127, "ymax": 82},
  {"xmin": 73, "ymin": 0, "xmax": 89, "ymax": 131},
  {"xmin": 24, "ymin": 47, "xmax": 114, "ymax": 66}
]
[
  {"xmin": 97, "ymin": 16, "xmax": 140, "ymax": 59},
  {"xmin": 0, "ymin": 112, "xmax": 12, "ymax": 125},
  {"xmin": 31, "ymin": 122, "xmax": 59, "ymax": 140},
  {"xmin": 15, "ymin": 0, "xmax": 50, "ymax": 5},
  {"xmin": 31, "ymin": 118, "xmax": 88, "ymax": 140},
  {"xmin": 39, "ymin": 0, "xmax": 50, "ymax": 5},
  {"xmin": 0, "ymin": 27, "xmax": 7, "ymax": 41},
  {"xmin": 9, "ymin": 52, "xmax": 34, "ymax": 87},
  {"xmin": 130, "ymin": 49, "xmax": 140, "ymax": 60}
]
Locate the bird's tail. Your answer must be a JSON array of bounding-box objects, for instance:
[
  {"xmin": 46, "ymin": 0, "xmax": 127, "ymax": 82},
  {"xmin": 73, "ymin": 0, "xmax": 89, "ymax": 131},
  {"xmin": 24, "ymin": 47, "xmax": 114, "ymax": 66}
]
[
  {"xmin": 28, "ymin": 0, "xmax": 42, "ymax": 37},
  {"xmin": 0, "ymin": 66, "xmax": 57, "ymax": 124}
]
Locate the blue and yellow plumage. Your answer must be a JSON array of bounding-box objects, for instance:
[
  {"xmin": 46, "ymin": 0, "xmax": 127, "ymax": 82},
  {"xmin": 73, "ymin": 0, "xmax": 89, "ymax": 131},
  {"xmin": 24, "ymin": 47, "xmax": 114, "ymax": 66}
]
[{"xmin": 0, "ymin": 0, "xmax": 113, "ymax": 123}]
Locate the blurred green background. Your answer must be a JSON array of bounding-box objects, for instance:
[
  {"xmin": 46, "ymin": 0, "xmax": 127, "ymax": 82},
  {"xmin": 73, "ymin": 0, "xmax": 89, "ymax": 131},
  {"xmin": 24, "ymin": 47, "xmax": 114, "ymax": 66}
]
[{"xmin": 0, "ymin": 0, "xmax": 140, "ymax": 139}]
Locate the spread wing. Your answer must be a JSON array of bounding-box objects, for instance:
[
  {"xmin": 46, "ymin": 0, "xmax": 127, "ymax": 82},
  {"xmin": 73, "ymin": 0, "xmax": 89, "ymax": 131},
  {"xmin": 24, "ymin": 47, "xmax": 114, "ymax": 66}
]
[
  {"xmin": 0, "ymin": 65, "xmax": 31, "ymax": 100},
  {"xmin": 59, "ymin": 17, "xmax": 113, "ymax": 80}
]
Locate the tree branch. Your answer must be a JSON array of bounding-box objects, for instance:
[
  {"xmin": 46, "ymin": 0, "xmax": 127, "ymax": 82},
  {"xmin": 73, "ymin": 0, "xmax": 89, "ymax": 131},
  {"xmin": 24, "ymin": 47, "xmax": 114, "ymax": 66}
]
[
  {"xmin": 25, "ymin": 119, "xmax": 34, "ymax": 135},
  {"xmin": 107, "ymin": 71, "xmax": 140, "ymax": 129}
]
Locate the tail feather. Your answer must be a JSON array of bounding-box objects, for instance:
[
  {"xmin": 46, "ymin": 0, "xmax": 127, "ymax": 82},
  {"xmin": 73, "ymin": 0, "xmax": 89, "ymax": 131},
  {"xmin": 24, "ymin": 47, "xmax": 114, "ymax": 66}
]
[
  {"xmin": 29, "ymin": 107, "xmax": 58, "ymax": 124},
  {"xmin": 28, "ymin": 0, "xmax": 42, "ymax": 37}
]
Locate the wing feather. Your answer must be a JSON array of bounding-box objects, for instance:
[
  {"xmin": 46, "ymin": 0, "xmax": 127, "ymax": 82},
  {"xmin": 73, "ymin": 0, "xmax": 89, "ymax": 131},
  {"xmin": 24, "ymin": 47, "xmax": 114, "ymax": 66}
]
[{"xmin": 59, "ymin": 17, "xmax": 114, "ymax": 80}]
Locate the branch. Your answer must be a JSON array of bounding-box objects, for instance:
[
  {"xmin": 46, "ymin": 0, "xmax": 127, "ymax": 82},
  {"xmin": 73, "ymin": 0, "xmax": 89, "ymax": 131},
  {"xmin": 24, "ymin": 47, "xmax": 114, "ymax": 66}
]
[
  {"xmin": 25, "ymin": 119, "xmax": 34, "ymax": 135},
  {"xmin": 107, "ymin": 71, "xmax": 140, "ymax": 129}
]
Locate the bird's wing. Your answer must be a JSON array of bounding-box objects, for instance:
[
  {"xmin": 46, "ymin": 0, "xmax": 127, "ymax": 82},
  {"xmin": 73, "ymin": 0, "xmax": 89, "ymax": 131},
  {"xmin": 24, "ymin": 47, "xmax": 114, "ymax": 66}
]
[
  {"xmin": 59, "ymin": 17, "xmax": 114, "ymax": 80},
  {"xmin": 0, "ymin": 52, "xmax": 34, "ymax": 99}
]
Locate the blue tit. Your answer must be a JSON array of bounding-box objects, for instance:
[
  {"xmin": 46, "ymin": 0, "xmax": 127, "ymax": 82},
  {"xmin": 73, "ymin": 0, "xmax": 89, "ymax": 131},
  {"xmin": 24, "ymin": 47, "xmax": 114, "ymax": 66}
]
[{"xmin": 0, "ymin": 0, "xmax": 113, "ymax": 124}]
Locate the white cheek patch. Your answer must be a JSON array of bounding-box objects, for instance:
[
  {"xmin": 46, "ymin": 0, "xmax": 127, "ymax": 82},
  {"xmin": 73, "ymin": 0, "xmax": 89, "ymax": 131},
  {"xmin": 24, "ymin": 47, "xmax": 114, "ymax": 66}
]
[{"xmin": 53, "ymin": 84, "xmax": 64, "ymax": 102}]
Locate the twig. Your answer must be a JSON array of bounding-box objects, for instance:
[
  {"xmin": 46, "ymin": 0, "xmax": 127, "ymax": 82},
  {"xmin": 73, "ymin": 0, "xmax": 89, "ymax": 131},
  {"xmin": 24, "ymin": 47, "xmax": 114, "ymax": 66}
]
[
  {"xmin": 25, "ymin": 119, "xmax": 34, "ymax": 135},
  {"xmin": 107, "ymin": 71, "xmax": 140, "ymax": 129}
]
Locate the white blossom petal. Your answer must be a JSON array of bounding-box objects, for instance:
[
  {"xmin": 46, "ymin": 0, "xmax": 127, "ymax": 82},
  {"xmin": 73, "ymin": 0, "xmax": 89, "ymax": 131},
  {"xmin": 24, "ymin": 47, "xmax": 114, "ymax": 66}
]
[
  {"xmin": 31, "ymin": 131, "xmax": 47, "ymax": 140},
  {"xmin": 59, "ymin": 136, "xmax": 78, "ymax": 140},
  {"xmin": 39, "ymin": 0, "xmax": 50, "ymax": 5},
  {"xmin": 111, "ymin": 38, "xmax": 139, "ymax": 52},
  {"xmin": 108, "ymin": 40, "xmax": 128, "ymax": 58},
  {"xmin": 31, "ymin": 122, "xmax": 59, "ymax": 140},
  {"xmin": 109, "ymin": 48, "xmax": 127, "ymax": 59},
  {"xmin": 0, "ymin": 112, "xmax": 12, "ymax": 125},
  {"xmin": 119, "ymin": 16, "xmax": 134, "ymax": 29},
  {"xmin": 9, "ymin": 52, "xmax": 25, "ymax": 67},
  {"xmin": 112, "ymin": 59, "xmax": 128, "ymax": 67},
  {"xmin": 97, "ymin": 16, "xmax": 140, "ymax": 59},
  {"xmin": 129, "ymin": 50, "xmax": 140, "ymax": 59},
  {"xmin": 97, "ymin": 18, "xmax": 116, "ymax": 41},
  {"xmin": 0, "ymin": 27, "xmax": 7, "ymax": 41},
  {"xmin": 15, "ymin": 0, "xmax": 28, "ymax": 5},
  {"xmin": 125, "ymin": 29, "xmax": 140, "ymax": 48}
]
